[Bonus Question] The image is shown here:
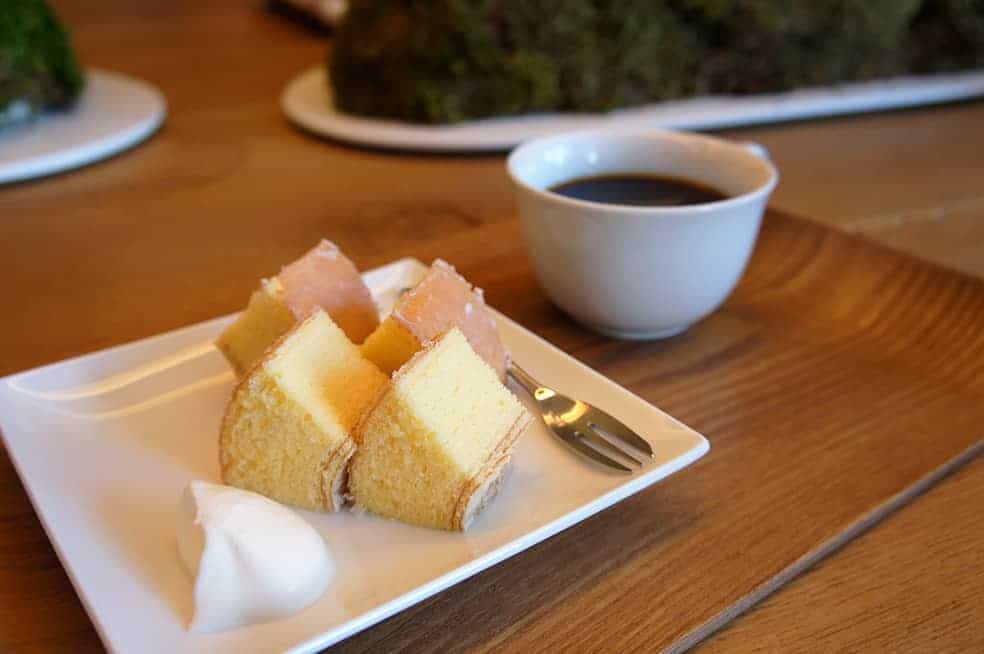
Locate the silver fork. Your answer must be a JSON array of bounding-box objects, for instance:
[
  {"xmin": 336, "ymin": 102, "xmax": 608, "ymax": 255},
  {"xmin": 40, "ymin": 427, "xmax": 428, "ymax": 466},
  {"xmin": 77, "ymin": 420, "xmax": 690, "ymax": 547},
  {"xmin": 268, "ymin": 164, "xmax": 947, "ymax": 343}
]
[{"xmin": 508, "ymin": 362, "xmax": 654, "ymax": 472}]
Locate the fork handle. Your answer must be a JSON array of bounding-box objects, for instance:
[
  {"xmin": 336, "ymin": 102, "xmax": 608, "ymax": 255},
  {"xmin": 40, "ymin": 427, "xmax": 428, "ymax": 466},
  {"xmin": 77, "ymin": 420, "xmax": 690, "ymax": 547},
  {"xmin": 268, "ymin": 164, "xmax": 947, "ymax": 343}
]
[{"xmin": 507, "ymin": 361, "xmax": 542, "ymax": 396}]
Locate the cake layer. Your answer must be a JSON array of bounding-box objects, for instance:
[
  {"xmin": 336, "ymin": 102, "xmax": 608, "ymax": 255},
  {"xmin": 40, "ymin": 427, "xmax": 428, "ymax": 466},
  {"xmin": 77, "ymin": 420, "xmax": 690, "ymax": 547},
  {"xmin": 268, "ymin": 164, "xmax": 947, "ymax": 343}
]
[
  {"xmin": 220, "ymin": 310, "xmax": 387, "ymax": 511},
  {"xmin": 215, "ymin": 240, "xmax": 380, "ymax": 376},
  {"xmin": 351, "ymin": 328, "xmax": 531, "ymax": 531},
  {"xmin": 215, "ymin": 279, "xmax": 294, "ymax": 377},
  {"xmin": 277, "ymin": 239, "xmax": 379, "ymax": 344},
  {"xmin": 361, "ymin": 259, "xmax": 508, "ymax": 379}
]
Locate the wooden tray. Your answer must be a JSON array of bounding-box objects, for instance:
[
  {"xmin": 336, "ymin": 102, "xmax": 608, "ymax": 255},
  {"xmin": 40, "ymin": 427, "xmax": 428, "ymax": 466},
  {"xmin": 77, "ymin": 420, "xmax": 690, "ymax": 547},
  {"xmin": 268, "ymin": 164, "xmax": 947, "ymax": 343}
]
[
  {"xmin": 2, "ymin": 209, "xmax": 981, "ymax": 652},
  {"xmin": 325, "ymin": 210, "xmax": 984, "ymax": 652}
]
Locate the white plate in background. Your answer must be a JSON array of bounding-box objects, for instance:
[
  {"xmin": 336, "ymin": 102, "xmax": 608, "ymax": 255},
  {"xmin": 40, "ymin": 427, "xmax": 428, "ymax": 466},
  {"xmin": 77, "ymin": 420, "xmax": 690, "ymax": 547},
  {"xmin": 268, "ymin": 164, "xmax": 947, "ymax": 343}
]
[
  {"xmin": 282, "ymin": 65, "xmax": 984, "ymax": 152},
  {"xmin": 0, "ymin": 258, "xmax": 708, "ymax": 653},
  {"xmin": 0, "ymin": 69, "xmax": 166, "ymax": 184}
]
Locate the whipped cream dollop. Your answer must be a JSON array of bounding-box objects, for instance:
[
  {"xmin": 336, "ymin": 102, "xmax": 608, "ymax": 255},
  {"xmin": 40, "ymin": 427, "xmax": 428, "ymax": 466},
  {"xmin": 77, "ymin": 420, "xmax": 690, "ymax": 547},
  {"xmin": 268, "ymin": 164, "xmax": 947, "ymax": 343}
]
[{"xmin": 177, "ymin": 481, "xmax": 334, "ymax": 633}]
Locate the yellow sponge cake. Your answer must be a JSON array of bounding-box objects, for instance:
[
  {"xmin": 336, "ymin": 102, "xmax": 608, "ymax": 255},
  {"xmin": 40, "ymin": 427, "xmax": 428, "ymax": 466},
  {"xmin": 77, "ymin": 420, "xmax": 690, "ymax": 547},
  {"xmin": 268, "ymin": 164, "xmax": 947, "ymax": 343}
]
[
  {"xmin": 220, "ymin": 309, "xmax": 387, "ymax": 511},
  {"xmin": 350, "ymin": 328, "xmax": 532, "ymax": 530},
  {"xmin": 216, "ymin": 240, "xmax": 379, "ymax": 376},
  {"xmin": 215, "ymin": 278, "xmax": 295, "ymax": 378},
  {"xmin": 361, "ymin": 259, "xmax": 509, "ymax": 380}
]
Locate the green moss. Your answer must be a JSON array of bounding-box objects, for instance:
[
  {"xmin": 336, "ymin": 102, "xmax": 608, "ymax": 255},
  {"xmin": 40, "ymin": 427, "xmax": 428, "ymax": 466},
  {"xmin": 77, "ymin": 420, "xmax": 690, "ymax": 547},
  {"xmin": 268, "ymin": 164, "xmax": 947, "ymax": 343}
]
[
  {"xmin": 331, "ymin": 0, "xmax": 697, "ymax": 122},
  {"xmin": 678, "ymin": 0, "xmax": 924, "ymax": 92},
  {"xmin": 908, "ymin": 0, "xmax": 984, "ymax": 72},
  {"xmin": 0, "ymin": 0, "xmax": 85, "ymax": 126},
  {"xmin": 330, "ymin": 0, "xmax": 984, "ymax": 124}
]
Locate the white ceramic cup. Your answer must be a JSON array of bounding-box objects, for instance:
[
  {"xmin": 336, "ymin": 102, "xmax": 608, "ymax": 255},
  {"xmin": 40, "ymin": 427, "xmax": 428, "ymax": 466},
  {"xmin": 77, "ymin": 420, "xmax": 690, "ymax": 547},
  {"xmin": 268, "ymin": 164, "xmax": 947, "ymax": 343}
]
[{"xmin": 507, "ymin": 128, "xmax": 778, "ymax": 339}]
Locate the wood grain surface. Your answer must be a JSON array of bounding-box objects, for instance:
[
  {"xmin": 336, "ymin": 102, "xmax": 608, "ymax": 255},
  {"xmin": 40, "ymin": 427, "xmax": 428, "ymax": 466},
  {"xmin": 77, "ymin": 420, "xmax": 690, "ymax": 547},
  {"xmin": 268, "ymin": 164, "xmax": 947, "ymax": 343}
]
[
  {"xmin": 322, "ymin": 214, "xmax": 984, "ymax": 653},
  {"xmin": 9, "ymin": 210, "xmax": 984, "ymax": 652},
  {"xmin": 697, "ymin": 455, "xmax": 984, "ymax": 654},
  {"xmin": 0, "ymin": 1, "xmax": 982, "ymax": 652}
]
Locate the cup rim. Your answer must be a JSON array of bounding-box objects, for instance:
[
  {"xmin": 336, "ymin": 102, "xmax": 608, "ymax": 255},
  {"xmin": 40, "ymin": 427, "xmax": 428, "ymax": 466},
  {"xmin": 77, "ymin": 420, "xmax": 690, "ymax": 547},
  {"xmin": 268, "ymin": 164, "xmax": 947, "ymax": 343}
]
[{"xmin": 506, "ymin": 127, "xmax": 779, "ymax": 216}]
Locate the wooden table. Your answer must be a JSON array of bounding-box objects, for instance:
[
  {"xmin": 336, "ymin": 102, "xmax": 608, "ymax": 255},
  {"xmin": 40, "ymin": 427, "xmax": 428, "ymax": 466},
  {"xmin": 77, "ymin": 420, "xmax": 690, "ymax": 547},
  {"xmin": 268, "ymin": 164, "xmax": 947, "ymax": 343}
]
[{"xmin": 2, "ymin": 2, "xmax": 982, "ymax": 651}]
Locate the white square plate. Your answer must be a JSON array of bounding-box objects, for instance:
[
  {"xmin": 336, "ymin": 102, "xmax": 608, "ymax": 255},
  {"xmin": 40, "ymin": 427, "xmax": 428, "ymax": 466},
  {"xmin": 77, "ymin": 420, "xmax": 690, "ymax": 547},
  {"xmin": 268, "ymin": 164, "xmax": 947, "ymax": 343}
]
[{"xmin": 0, "ymin": 258, "xmax": 708, "ymax": 653}]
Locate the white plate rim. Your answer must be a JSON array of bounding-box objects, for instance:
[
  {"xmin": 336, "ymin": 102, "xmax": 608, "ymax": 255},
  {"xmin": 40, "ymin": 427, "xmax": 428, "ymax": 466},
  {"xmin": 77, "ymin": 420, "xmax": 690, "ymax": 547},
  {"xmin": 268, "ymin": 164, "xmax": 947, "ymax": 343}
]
[
  {"xmin": 0, "ymin": 68, "xmax": 166, "ymax": 184},
  {"xmin": 282, "ymin": 65, "xmax": 984, "ymax": 152}
]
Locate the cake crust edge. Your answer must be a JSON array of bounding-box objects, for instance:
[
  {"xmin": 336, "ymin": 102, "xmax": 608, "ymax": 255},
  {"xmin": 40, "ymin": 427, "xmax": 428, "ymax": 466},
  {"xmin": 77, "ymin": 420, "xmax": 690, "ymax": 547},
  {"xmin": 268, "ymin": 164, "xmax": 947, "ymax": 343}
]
[
  {"xmin": 321, "ymin": 437, "xmax": 357, "ymax": 512},
  {"xmin": 452, "ymin": 407, "xmax": 533, "ymax": 531}
]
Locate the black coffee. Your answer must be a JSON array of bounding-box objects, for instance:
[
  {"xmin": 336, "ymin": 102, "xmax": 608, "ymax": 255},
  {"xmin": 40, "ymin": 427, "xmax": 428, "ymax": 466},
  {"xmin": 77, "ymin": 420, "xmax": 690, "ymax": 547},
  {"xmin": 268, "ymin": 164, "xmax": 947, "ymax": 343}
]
[{"xmin": 549, "ymin": 174, "xmax": 728, "ymax": 207}]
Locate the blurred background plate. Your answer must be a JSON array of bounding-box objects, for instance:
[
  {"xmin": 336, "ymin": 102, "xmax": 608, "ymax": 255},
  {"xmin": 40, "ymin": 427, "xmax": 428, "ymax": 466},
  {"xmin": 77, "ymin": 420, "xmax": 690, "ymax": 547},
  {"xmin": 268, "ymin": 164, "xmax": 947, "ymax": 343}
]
[
  {"xmin": 0, "ymin": 69, "xmax": 166, "ymax": 185},
  {"xmin": 282, "ymin": 65, "xmax": 984, "ymax": 153}
]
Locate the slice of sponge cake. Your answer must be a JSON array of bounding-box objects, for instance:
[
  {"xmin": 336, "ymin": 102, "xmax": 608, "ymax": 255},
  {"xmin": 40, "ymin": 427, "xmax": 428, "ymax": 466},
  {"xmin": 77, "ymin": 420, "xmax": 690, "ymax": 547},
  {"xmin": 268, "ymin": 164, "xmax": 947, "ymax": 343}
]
[
  {"xmin": 214, "ymin": 278, "xmax": 295, "ymax": 378},
  {"xmin": 361, "ymin": 259, "xmax": 508, "ymax": 380},
  {"xmin": 216, "ymin": 240, "xmax": 379, "ymax": 376},
  {"xmin": 350, "ymin": 327, "xmax": 531, "ymax": 530},
  {"xmin": 220, "ymin": 309, "xmax": 387, "ymax": 511}
]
